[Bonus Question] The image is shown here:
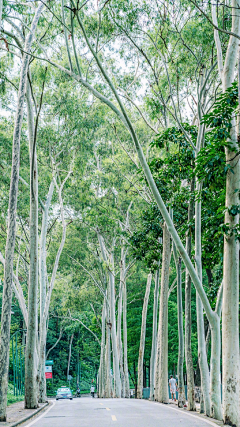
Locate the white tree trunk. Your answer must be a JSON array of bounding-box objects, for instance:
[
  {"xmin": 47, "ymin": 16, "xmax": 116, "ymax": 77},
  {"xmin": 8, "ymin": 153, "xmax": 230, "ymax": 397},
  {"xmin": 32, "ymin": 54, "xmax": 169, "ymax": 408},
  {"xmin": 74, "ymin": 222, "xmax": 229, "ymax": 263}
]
[
  {"xmin": 222, "ymin": 5, "xmax": 240, "ymax": 423},
  {"xmin": 137, "ymin": 273, "xmax": 152, "ymax": 399},
  {"xmin": 38, "ymin": 181, "xmax": 54, "ymax": 403},
  {"xmin": 0, "ymin": 4, "xmax": 45, "ymax": 420},
  {"xmin": 155, "ymin": 223, "xmax": 171, "ymax": 403},
  {"xmin": 105, "ymin": 299, "xmax": 112, "ymax": 398},
  {"xmin": 211, "ymin": 2, "xmax": 240, "ymax": 423},
  {"xmin": 98, "ymin": 234, "xmax": 121, "ymax": 398},
  {"xmin": 150, "ymin": 266, "xmax": 160, "ymax": 401},
  {"xmin": 195, "ymin": 182, "xmax": 211, "ymax": 417},
  {"xmin": 99, "ymin": 300, "xmax": 106, "ymax": 398},
  {"xmin": 67, "ymin": 334, "xmax": 74, "ymax": 384},
  {"xmin": 117, "ymin": 264, "xmax": 125, "ymax": 397},
  {"xmin": 109, "ymin": 251, "xmax": 121, "ymax": 398},
  {"xmin": 173, "ymin": 245, "xmax": 185, "ymax": 408},
  {"xmin": 0, "ymin": 252, "xmax": 28, "ymax": 325},
  {"xmin": 122, "ymin": 264, "xmax": 130, "ymax": 398},
  {"xmin": 185, "ymin": 178, "xmax": 196, "ymax": 412},
  {"xmin": 37, "ymin": 168, "xmax": 71, "ymax": 405},
  {"xmin": 24, "ymin": 79, "xmax": 39, "ymax": 410}
]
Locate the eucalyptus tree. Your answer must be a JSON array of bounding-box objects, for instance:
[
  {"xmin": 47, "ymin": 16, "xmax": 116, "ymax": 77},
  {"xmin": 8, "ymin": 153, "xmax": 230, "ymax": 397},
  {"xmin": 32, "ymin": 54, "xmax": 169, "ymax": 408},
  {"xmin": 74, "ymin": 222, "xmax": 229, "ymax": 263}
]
[
  {"xmin": 137, "ymin": 273, "xmax": 152, "ymax": 399},
  {"xmin": 210, "ymin": 2, "xmax": 240, "ymax": 425},
  {"xmin": 0, "ymin": 2, "xmax": 45, "ymax": 419}
]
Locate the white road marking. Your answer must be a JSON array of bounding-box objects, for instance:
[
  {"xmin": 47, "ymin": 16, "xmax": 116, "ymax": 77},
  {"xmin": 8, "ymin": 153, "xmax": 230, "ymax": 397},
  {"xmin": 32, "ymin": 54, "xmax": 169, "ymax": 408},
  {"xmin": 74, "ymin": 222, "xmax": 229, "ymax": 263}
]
[
  {"xmin": 158, "ymin": 403, "xmax": 221, "ymax": 427},
  {"xmin": 112, "ymin": 415, "xmax": 117, "ymax": 421},
  {"xmin": 106, "ymin": 407, "xmax": 110, "ymax": 411},
  {"xmin": 25, "ymin": 401, "xmax": 56, "ymax": 426}
]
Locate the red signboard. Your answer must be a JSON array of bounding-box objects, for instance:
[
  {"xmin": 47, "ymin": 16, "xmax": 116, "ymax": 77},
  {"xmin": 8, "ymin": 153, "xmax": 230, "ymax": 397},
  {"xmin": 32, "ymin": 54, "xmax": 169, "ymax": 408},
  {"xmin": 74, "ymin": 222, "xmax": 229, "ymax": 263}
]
[{"xmin": 45, "ymin": 372, "xmax": 52, "ymax": 379}]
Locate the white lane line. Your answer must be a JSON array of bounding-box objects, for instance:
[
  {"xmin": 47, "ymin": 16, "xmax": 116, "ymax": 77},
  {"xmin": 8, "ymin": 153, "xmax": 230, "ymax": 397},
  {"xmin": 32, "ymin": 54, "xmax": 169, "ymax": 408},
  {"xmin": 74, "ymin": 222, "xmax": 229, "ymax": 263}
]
[
  {"xmin": 158, "ymin": 404, "xmax": 220, "ymax": 427},
  {"xmin": 25, "ymin": 401, "xmax": 56, "ymax": 426},
  {"xmin": 111, "ymin": 415, "xmax": 117, "ymax": 421}
]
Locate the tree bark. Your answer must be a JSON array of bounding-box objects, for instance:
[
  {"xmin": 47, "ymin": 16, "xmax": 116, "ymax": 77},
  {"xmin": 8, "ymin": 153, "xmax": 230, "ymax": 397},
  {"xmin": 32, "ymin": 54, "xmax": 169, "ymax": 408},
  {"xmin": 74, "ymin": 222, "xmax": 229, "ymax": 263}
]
[
  {"xmin": 0, "ymin": 4, "xmax": 45, "ymax": 420},
  {"xmin": 117, "ymin": 257, "xmax": 124, "ymax": 397},
  {"xmin": 155, "ymin": 223, "xmax": 171, "ymax": 403},
  {"xmin": 122, "ymin": 255, "xmax": 130, "ymax": 398},
  {"xmin": 222, "ymin": 8, "xmax": 240, "ymax": 424},
  {"xmin": 173, "ymin": 246, "xmax": 185, "ymax": 408},
  {"xmin": 109, "ymin": 251, "xmax": 121, "ymax": 398},
  {"xmin": 67, "ymin": 334, "xmax": 74, "ymax": 384},
  {"xmin": 24, "ymin": 78, "xmax": 39, "ymax": 410},
  {"xmin": 195, "ymin": 180, "xmax": 211, "ymax": 417},
  {"xmin": 185, "ymin": 178, "xmax": 196, "ymax": 412},
  {"xmin": 38, "ymin": 181, "xmax": 54, "ymax": 403},
  {"xmin": 150, "ymin": 266, "xmax": 160, "ymax": 401},
  {"xmin": 99, "ymin": 300, "xmax": 106, "ymax": 398},
  {"xmin": 137, "ymin": 273, "xmax": 152, "ymax": 399},
  {"xmin": 211, "ymin": 2, "xmax": 240, "ymax": 423},
  {"xmin": 98, "ymin": 234, "xmax": 121, "ymax": 397},
  {"xmin": 105, "ymin": 299, "xmax": 112, "ymax": 398}
]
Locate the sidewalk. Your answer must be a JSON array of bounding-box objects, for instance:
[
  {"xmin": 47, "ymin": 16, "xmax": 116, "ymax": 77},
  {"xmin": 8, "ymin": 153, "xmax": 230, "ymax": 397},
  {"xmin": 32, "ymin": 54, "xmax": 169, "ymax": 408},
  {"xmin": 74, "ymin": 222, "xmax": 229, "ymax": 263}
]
[{"xmin": 0, "ymin": 401, "xmax": 49, "ymax": 427}]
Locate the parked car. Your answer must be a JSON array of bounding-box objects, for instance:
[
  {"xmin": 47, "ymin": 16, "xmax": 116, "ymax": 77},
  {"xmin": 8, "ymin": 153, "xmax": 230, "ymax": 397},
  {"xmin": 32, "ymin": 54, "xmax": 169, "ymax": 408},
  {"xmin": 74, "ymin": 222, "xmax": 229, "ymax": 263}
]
[{"xmin": 56, "ymin": 386, "xmax": 73, "ymax": 400}]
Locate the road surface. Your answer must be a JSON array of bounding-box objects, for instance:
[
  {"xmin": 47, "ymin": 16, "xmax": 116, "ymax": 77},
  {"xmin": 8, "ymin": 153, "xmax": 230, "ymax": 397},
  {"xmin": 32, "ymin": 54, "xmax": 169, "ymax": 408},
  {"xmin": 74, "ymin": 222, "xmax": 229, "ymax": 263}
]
[{"xmin": 25, "ymin": 398, "xmax": 219, "ymax": 427}]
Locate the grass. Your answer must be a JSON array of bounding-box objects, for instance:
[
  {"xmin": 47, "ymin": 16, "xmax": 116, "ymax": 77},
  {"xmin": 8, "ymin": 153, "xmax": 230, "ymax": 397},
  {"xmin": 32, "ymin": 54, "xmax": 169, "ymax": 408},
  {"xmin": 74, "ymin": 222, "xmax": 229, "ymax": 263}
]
[{"xmin": 7, "ymin": 383, "xmax": 24, "ymax": 406}]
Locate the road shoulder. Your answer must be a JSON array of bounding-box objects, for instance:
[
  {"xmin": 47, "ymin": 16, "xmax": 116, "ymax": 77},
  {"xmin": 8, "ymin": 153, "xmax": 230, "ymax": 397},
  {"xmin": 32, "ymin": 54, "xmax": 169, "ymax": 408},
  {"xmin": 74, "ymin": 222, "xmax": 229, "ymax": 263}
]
[
  {"xmin": 0, "ymin": 400, "xmax": 49, "ymax": 427},
  {"xmin": 153, "ymin": 401, "xmax": 225, "ymax": 427}
]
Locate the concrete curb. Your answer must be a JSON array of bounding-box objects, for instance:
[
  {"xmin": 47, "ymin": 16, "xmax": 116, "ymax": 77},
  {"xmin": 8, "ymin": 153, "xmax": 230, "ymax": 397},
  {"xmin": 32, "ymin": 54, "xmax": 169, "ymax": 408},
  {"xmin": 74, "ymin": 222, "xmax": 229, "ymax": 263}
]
[
  {"xmin": 8, "ymin": 402, "xmax": 49, "ymax": 427},
  {"xmin": 158, "ymin": 402, "xmax": 224, "ymax": 426}
]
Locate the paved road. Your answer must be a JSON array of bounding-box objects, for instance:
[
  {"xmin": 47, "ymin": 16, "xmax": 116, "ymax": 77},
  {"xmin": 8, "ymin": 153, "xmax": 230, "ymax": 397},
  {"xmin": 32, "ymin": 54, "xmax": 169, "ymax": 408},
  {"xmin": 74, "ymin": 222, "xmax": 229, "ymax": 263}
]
[{"xmin": 25, "ymin": 398, "xmax": 219, "ymax": 427}]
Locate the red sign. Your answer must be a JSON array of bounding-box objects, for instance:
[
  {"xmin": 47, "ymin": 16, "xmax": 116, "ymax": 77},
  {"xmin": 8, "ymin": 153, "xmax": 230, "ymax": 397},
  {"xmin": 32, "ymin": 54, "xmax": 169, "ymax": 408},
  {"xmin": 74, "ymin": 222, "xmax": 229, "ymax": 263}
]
[{"xmin": 45, "ymin": 372, "xmax": 52, "ymax": 379}]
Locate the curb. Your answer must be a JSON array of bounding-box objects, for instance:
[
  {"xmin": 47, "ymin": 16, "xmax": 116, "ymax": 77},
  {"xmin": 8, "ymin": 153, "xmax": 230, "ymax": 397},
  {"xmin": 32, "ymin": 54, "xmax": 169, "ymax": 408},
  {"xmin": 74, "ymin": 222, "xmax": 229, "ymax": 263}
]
[
  {"xmin": 146, "ymin": 399, "xmax": 223, "ymax": 427},
  {"xmin": 159, "ymin": 402, "xmax": 223, "ymax": 426},
  {"xmin": 9, "ymin": 402, "xmax": 49, "ymax": 427}
]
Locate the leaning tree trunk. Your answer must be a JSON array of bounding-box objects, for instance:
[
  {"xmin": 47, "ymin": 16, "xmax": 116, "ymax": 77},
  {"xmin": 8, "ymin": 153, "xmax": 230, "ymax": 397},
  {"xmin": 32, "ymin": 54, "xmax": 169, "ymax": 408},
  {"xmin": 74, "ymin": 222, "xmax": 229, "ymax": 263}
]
[
  {"xmin": 0, "ymin": 4, "xmax": 45, "ymax": 420},
  {"xmin": 155, "ymin": 223, "xmax": 171, "ymax": 403},
  {"xmin": 173, "ymin": 245, "xmax": 185, "ymax": 408},
  {"xmin": 185, "ymin": 177, "xmax": 196, "ymax": 412},
  {"xmin": 150, "ymin": 266, "xmax": 160, "ymax": 401},
  {"xmin": 137, "ymin": 273, "xmax": 152, "ymax": 399},
  {"xmin": 24, "ymin": 79, "xmax": 39, "ymax": 410}
]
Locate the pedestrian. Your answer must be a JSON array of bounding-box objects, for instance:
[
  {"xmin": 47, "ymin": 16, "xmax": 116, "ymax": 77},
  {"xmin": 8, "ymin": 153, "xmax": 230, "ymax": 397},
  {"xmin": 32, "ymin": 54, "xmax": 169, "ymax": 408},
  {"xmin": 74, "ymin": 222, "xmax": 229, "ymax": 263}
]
[
  {"xmin": 169, "ymin": 375, "xmax": 177, "ymax": 402},
  {"xmin": 90, "ymin": 384, "xmax": 95, "ymax": 398}
]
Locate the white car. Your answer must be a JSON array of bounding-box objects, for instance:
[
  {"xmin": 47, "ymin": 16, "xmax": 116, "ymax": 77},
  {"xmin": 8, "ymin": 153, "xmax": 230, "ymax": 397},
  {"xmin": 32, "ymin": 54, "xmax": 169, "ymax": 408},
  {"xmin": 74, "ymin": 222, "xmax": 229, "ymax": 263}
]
[{"xmin": 56, "ymin": 386, "xmax": 73, "ymax": 400}]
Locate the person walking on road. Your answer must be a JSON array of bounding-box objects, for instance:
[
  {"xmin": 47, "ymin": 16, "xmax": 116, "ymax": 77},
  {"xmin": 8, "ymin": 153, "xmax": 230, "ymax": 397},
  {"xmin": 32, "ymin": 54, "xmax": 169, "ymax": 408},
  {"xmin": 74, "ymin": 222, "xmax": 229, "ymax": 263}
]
[
  {"xmin": 169, "ymin": 375, "xmax": 177, "ymax": 402},
  {"xmin": 90, "ymin": 385, "xmax": 95, "ymax": 398}
]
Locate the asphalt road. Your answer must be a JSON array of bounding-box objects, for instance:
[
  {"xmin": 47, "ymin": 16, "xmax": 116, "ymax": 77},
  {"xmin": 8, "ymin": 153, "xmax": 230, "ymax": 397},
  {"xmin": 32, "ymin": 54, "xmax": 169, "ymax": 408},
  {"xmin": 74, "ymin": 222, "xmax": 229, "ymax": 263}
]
[{"xmin": 25, "ymin": 398, "xmax": 219, "ymax": 427}]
